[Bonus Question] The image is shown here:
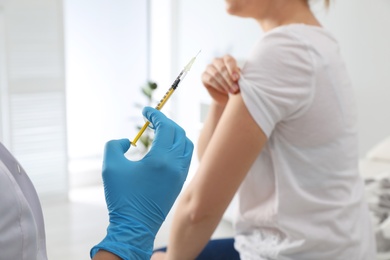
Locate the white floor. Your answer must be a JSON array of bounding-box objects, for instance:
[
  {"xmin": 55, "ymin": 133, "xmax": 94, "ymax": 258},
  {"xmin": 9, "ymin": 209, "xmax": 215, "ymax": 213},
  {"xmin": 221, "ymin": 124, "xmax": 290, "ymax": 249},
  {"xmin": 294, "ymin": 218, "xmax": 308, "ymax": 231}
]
[{"xmin": 41, "ymin": 186, "xmax": 234, "ymax": 260}]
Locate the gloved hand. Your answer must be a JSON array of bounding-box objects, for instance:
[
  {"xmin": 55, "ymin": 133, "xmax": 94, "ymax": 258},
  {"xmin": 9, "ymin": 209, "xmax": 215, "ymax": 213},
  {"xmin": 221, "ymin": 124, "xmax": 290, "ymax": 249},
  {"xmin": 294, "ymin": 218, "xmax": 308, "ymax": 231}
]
[{"xmin": 90, "ymin": 107, "xmax": 194, "ymax": 260}]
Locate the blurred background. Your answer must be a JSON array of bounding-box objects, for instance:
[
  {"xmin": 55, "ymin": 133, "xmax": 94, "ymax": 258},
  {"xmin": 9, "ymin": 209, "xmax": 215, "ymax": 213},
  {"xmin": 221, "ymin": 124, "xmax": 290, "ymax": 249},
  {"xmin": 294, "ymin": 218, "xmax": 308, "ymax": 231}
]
[{"xmin": 0, "ymin": 0, "xmax": 389, "ymax": 259}]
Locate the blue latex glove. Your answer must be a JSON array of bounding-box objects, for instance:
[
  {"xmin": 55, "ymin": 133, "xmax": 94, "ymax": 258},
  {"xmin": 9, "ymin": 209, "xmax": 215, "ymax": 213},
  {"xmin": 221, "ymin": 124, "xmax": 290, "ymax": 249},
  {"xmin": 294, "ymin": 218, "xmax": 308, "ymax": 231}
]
[{"xmin": 90, "ymin": 107, "xmax": 194, "ymax": 260}]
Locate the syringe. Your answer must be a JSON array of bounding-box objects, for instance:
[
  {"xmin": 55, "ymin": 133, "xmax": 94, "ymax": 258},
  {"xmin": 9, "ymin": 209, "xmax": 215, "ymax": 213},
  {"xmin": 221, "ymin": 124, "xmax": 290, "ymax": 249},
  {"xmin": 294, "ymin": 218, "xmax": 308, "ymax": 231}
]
[{"xmin": 131, "ymin": 50, "xmax": 201, "ymax": 146}]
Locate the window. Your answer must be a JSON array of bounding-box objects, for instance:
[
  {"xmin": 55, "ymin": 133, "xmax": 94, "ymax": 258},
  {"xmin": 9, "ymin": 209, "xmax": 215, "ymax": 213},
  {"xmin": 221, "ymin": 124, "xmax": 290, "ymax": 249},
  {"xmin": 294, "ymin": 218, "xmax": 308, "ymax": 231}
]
[{"xmin": 0, "ymin": 1, "xmax": 68, "ymax": 198}]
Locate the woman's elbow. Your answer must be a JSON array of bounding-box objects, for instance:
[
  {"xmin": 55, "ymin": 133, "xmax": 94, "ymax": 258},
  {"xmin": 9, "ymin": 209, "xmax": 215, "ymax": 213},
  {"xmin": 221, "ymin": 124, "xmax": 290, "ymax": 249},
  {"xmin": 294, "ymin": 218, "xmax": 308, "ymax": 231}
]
[
  {"xmin": 181, "ymin": 194, "xmax": 211, "ymax": 224},
  {"xmin": 188, "ymin": 206, "xmax": 210, "ymax": 224}
]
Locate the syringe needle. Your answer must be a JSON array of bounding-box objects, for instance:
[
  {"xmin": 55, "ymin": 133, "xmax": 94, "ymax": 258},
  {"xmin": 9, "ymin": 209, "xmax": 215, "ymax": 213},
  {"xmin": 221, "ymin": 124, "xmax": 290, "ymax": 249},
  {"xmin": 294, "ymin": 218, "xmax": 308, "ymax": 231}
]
[
  {"xmin": 131, "ymin": 50, "xmax": 201, "ymax": 147},
  {"xmin": 184, "ymin": 49, "xmax": 201, "ymax": 73}
]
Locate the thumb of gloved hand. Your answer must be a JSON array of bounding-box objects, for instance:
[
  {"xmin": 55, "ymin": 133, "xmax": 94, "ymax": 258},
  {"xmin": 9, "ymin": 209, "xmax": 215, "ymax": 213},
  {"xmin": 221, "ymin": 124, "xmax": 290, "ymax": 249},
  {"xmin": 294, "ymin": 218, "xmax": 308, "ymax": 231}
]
[{"xmin": 102, "ymin": 138, "xmax": 130, "ymax": 175}]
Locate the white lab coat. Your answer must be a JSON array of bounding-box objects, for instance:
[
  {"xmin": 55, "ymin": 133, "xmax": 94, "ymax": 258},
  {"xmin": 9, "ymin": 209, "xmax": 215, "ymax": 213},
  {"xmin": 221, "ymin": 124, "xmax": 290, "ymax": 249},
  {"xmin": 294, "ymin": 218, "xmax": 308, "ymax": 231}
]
[{"xmin": 0, "ymin": 142, "xmax": 47, "ymax": 260}]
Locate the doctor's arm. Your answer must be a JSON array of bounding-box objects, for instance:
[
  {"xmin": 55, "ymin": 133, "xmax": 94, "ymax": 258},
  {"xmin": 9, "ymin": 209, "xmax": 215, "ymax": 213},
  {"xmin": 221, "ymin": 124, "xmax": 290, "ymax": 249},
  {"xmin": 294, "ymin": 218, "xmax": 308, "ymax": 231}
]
[
  {"xmin": 91, "ymin": 107, "xmax": 194, "ymax": 260},
  {"xmin": 92, "ymin": 250, "xmax": 121, "ymax": 260},
  {"xmin": 162, "ymin": 93, "xmax": 267, "ymax": 259}
]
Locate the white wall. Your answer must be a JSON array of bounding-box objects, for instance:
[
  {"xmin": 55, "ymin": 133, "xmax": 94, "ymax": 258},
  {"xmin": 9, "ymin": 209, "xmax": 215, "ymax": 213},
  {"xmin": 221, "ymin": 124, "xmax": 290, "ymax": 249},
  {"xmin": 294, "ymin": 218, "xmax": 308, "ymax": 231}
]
[
  {"xmin": 0, "ymin": 7, "xmax": 7, "ymax": 142},
  {"xmin": 165, "ymin": 1, "xmax": 260, "ymax": 174},
  {"xmin": 314, "ymin": 0, "xmax": 390, "ymax": 157},
  {"xmin": 65, "ymin": 0, "xmax": 149, "ymax": 159},
  {"xmin": 173, "ymin": 0, "xmax": 390, "ymax": 158},
  {"xmin": 174, "ymin": 0, "xmax": 259, "ymax": 138}
]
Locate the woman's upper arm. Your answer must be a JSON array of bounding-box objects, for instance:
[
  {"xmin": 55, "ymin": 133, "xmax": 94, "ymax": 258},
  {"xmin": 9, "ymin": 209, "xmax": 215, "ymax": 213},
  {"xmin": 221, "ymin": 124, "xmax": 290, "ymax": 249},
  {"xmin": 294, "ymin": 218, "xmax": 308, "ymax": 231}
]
[{"xmin": 187, "ymin": 92, "xmax": 267, "ymax": 219}]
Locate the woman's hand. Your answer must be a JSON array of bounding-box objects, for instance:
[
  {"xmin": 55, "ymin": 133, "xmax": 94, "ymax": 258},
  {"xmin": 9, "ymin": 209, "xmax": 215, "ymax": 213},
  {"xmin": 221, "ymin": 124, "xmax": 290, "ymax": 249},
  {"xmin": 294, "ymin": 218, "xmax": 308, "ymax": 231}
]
[{"xmin": 201, "ymin": 54, "xmax": 241, "ymax": 106}]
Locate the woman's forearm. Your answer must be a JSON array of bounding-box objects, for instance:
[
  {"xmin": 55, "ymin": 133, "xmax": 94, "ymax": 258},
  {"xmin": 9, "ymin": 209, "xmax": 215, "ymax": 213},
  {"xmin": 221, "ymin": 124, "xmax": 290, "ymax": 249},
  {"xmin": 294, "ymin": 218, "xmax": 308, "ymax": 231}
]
[
  {"xmin": 165, "ymin": 186, "xmax": 224, "ymax": 260},
  {"xmin": 197, "ymin": 102, "xmax": 226, "ymax": 160}
]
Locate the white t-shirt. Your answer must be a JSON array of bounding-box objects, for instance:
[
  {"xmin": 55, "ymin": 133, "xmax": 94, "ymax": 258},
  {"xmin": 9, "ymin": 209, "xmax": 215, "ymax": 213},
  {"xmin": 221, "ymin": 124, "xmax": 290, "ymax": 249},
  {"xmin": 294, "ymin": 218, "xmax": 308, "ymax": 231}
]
[
  {"xmin": 235, "ymin": 24, "xmax": 376, "ymax": 260},
  {"xmin": 0, "ymin": 142, "xmax": 47, "ymax": 260}
]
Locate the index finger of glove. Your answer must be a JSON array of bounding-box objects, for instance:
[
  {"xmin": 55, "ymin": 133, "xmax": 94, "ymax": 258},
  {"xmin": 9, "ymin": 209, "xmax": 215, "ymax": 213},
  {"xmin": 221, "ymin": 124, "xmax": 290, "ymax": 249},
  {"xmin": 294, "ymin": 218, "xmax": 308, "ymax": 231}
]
[{"xmin": 142, "ymin": 107, "xmax": 174, "ymax": 149}]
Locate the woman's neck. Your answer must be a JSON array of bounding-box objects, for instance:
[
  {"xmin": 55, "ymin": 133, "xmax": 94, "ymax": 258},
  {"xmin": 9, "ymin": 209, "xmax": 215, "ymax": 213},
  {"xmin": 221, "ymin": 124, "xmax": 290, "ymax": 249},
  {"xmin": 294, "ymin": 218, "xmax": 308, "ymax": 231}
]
[{"xmin": 256, "ymin": 1, "xmax": 321, "ymax": 32}]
